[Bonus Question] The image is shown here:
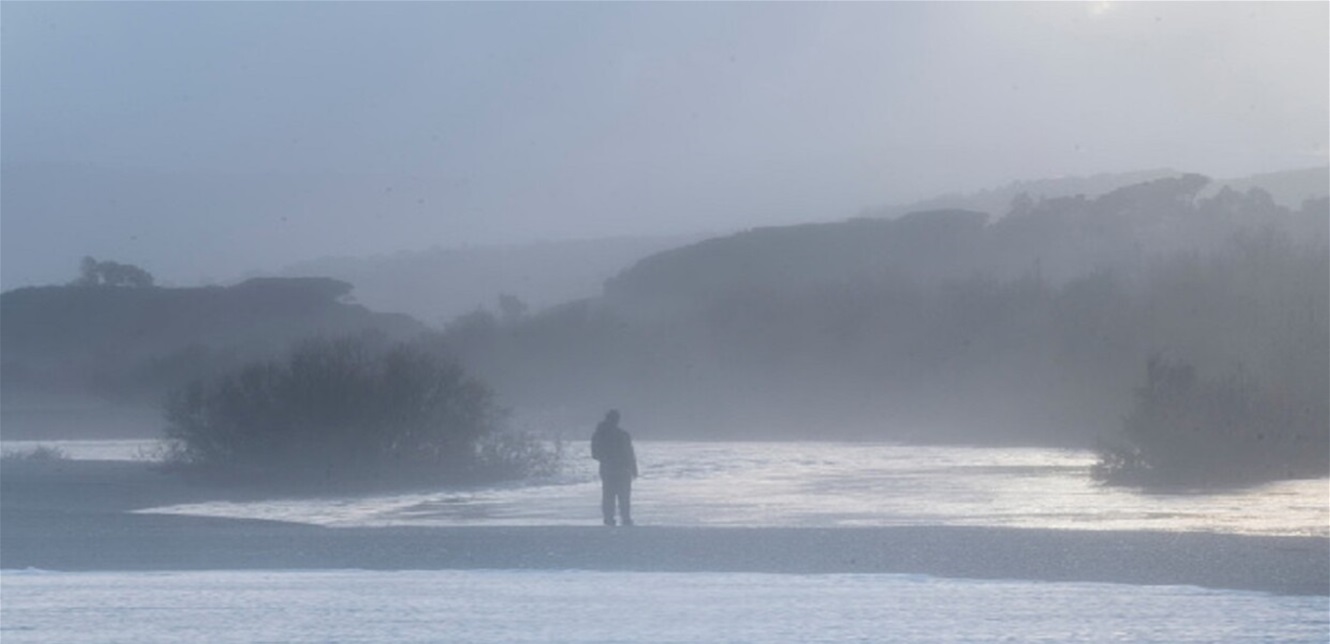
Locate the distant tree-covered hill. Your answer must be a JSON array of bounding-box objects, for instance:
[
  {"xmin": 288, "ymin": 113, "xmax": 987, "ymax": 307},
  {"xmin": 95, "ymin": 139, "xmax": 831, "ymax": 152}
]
[
  {"xmin": 262, "ymin": 167, "xmax": 1323, "ymax": 329},
  {"xmin": 1, "ymin": 277, "xmax": 426, "ymax": 410},
  {"xmin": 441, "ymin": 173, "xmax": 1328, "ymax": 485},
  {"xmin": 606, "ymin": 172, "xmax": 1326, "ymax": 308}
]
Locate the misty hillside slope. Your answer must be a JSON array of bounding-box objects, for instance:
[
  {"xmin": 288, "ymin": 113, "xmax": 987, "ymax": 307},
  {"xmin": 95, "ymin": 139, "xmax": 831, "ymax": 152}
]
[
  {"xmin": 1, "ymin": 277, "xmax": 426, "ymax": 405},
  {"xmin": 867, "ymin": 166, "xmax": 1328, "ymax": 221},
  {"xmin": 278, "ymin": 234, "xmax": 706, "ymax": 326},
  {"xmin": 265, "ymin": 169, "xmax": 1324, "ymax": 327},
  {"xmin": 870, "ymin": 168, "xmax": 1184, "ymax": 219},
  {"xmin": 608, "ymin": 173, "xmax": 1327, "ymax": 306},
  {"xmin": 264, "ymin": 167, "xmax": 1323, "ymax": 328},
  {"xmin": 1205, "ymin": 166, "xmax": 1330, "ymax": 208},
  {"xmin": 447, "ymin": 173, "xmax": 1328, "ymax": 481},
  {"xmin": 604, "ymin": 210, "xmax": 990, "ymax": 307}
]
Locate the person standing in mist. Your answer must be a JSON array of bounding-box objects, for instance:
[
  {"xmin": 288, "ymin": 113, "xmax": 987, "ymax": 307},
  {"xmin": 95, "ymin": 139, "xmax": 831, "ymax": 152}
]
[{"xmin": 591, "ymin": 409, "xmax": 638, "ymax": 526}]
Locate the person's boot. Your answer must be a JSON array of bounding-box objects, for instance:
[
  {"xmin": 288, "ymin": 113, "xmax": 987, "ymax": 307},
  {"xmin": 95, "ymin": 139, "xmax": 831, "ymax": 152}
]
[{"xmin": 603, "ymin": 518, "xmax": 615, "ymax": 526}]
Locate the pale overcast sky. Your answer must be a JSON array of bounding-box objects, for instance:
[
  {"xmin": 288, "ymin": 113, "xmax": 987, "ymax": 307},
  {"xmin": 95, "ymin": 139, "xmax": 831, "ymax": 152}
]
[{"xmin": 3, "ymin": 2, "xmax": 1326, "ymax": 288}]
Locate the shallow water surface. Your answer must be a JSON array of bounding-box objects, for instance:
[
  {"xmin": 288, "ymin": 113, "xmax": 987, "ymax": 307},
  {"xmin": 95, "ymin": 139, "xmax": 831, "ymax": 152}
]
[{"xmin": 9, "ymin": 439, "xmax": 1315, "ymax": 536}]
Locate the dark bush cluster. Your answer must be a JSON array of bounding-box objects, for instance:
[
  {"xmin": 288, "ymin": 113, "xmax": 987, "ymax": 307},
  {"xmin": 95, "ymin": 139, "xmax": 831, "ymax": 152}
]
[
  {"xmin": 162, "ymin": 336, "xmax": 559, "ymax": 488},
  {"xmin": 1094, "ymin": 355, "xmax": 1328, "ymax": 487}
]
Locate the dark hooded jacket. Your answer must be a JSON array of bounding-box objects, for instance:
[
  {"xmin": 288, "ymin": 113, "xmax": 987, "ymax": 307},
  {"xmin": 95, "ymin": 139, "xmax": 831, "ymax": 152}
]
[{"xmin": 592, "ymin": 421, "xmax": 638, "ymax": 480}]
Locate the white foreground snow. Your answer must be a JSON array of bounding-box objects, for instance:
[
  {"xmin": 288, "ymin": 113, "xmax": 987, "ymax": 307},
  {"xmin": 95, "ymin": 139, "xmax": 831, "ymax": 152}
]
[{"xmin": 2, "ymin": 569, "xmax": 1325, "ymax": 643}]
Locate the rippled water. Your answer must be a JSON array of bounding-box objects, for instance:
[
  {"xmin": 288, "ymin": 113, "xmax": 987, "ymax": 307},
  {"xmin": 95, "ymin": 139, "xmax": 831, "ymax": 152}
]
[{"xmin": 12, "ymin": 439, "xmax": 1317, "ymax": 537}]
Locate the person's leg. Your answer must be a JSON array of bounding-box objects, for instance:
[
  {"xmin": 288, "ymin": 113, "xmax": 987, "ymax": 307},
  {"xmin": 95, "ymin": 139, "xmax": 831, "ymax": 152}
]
[
  {"xmin": 601, "ymin": 479, "xmax": 615, "ymax": 526},
  {"xmin": 619, "ymin": 479, "xmax": 633, "ymax": 526}
]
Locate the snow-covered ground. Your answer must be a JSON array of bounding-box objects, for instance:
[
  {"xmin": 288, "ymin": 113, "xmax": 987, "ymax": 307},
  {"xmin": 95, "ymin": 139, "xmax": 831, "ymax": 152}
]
[{"xmin": 3, "ymin": 569, "xmax": 1326, "ymax": 643}]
